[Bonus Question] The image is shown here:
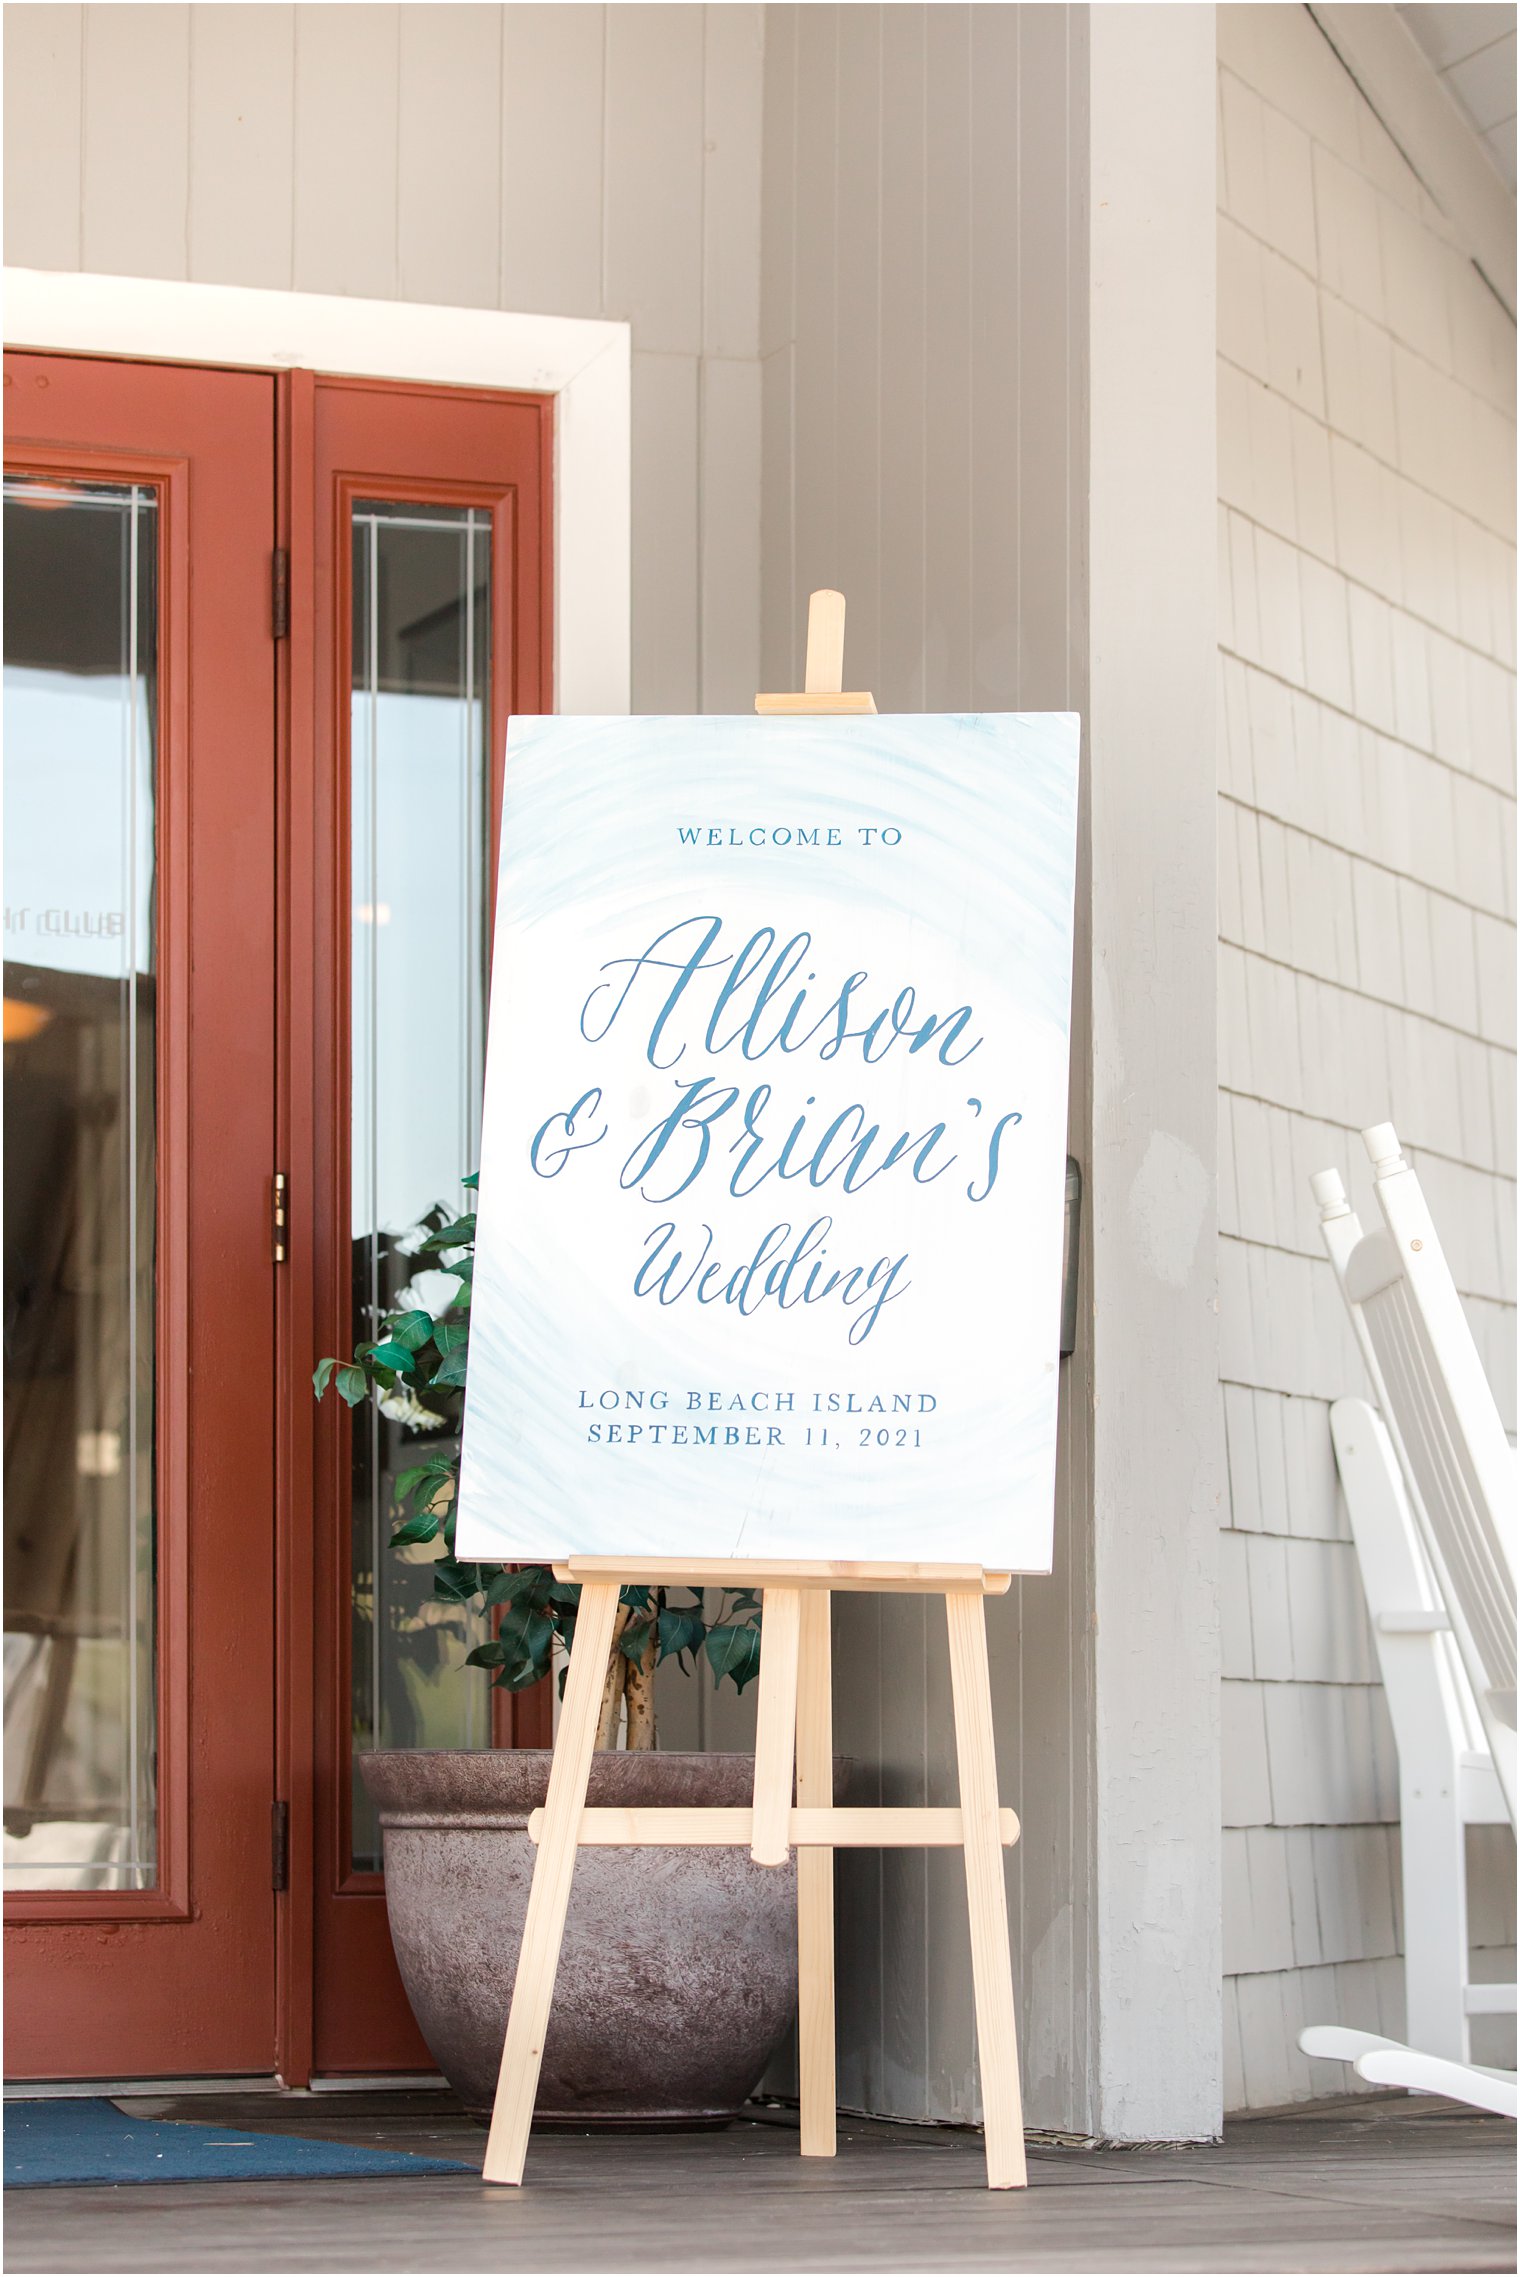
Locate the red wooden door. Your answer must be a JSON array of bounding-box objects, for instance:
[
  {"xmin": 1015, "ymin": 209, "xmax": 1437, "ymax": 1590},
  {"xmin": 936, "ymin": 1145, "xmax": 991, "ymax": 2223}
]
[
  {"xmin": 4, "ymin": 354, "xmax": 553, "ymax": 2085},
  {"xmin": 3, "ymin": 353, "xmax": 280, "ymax": 2076},
  {"xmin": 299, "ymin": 374, "xmax": 553, "ymax": 2076}
]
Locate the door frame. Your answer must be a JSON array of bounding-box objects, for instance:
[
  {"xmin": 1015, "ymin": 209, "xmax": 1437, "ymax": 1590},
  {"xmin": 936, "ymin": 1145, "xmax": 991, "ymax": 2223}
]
[
  {"xmin": 4, "ymin": 276, "xmax": 631, "ymax": 2086},
  {"xmin": 307, "ymin": 376, "xmax": 553, "ymax": 2076}
]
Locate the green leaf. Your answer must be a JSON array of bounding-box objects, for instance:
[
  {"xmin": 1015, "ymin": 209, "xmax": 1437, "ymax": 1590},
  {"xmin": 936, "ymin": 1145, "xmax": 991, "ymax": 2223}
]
[
  {"xmin": 483, "ymin": 1569, "xmax": 526, "ymax": 1608},
  {"xmin": 430, "ymin": 1349, "xmax": 468, "ymax": 1390},
  {"xmin": 390, "ymin": 1511, "xmax": 441, "ymax": 1547},
  {"xmin": 461, "ymin": 1172, "xmax": 479, "ymax": 1190},
  {"xmin": 657, "ymin": 1604, "xmax": 707, "ymax": 1664},
  {"xmin": 506, "ymin": 1567, "xmax": 561, "ymax": 1611},
  {"xmin": 312, "ymin": 1356, "xmax": 337, "ymax": 1398},
  {"xmin": 494, "ymin": 1606, "xmax": 554, "ymax": 1685},
  {"xmin": 432, "ymin": 1559, "xmax": 482, "ymax": 1604},
  {"xmin": 335, "ymin": 1363, "xmax": 369, "ymax": 1408},
  {"xmin": 368, "ymin": 1338, "xmax": 416, "ymax": 1376},
  {"xmin": 432, "ymin": 1319, "xmax": 469, "ymax": 1355},
  {"xmin": 389, "ymin": 1309, "xmax": 436, "ymax": 1354},
  {"xmin": 419, "ymin": 1217, "xmax": 476, "ymax": 1256},
  {"xmin": 497, "ymin": 1604, "xmax": 553, "ymax": 1655},
  {"xmin": 704, "ymin": 1624, "xmax": 762, "ymax": 1693},
  {"xmin": 466, "ymin": 1641, "xmax": 506, "ymax": 1668},
  {"xmin": 394, "ymin": 1459, "xmax": 455, "ymax": 1511},
  {"xmin": 618, "ymin": 1617, "xmax": 654, "ymax": 1665},
  {"xmin": 619, "ymin": 1584, "xmax": 652, "ymax": 1612}
]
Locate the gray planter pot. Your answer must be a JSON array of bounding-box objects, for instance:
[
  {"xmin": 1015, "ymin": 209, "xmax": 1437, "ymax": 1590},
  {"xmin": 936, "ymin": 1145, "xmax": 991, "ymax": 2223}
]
[{"xmin": 361, "ymin": 1748, "xmax": 810, "ymax": 2128}]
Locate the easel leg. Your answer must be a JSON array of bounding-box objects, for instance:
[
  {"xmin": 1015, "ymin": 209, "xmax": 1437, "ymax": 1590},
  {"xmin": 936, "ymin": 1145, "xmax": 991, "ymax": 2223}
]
[
  {"xmin": 796, "ymin": 1589, "xmax": 836, "ymax": 2157},
  {"xmin": 945, "ymin": 1589, "xmax": 1027, "ymax": 2191},
  {"xmin": 482, "ymin": 1579, "xmax": 621, "ymax": 2186},
  {"xmin": 751, "ymin": 1586, "xmax": 802, "ymax": 1866}
]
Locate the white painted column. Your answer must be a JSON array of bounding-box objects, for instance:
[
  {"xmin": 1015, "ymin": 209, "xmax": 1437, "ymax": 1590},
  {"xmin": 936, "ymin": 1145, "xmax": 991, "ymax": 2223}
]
[
  {"xmin": 753, "ymin": 0, "xmax": 1224, "ymax": 2143},
  {"xmin": 1085, "ymin": 1, "xmax": 1223, "ymax": 2142}
]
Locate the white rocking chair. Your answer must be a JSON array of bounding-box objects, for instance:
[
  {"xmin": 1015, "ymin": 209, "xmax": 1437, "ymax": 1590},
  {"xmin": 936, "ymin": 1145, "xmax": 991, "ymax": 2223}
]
[
  {"xmin": 1301, "ymin": 1124, "xmax": 1517, "ymax": 2121},
  {"xmin": 1324, "ymin": 1403, "xmax": 1514, "ymax": 2056}
]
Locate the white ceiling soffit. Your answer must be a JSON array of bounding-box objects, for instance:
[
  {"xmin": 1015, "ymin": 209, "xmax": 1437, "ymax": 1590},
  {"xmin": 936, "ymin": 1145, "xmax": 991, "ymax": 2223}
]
[
  {"xmin": 1311, "ymin": 3, "xmax": 1517, "ymax": 315},
  {"xmin": 1397, "ymin": 3, "xmax": 1516, "ymax": 189}
]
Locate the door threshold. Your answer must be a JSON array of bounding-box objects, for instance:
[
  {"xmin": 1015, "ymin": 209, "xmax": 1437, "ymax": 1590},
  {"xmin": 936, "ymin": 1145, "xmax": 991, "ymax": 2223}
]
[
  {"xmin": 5, "ymin": 2072, "xmax": 450, "ymax": 2101},
  {"xmin": 5, "ymin": 2075, "xmax": 284, "ymax": 2101}
]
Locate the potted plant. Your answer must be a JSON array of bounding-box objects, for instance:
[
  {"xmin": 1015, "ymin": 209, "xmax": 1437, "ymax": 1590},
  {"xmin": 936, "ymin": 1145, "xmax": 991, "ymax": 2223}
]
[{"xmin": 316, "ymin": 1183, "xmax": 823, "ymax": 2128}]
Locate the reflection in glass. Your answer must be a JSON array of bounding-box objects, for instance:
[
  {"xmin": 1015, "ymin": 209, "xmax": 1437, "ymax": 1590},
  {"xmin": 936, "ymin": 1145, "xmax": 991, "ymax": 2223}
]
[
  {"xmin": 3, "ymin": 478, "xmax": 158, "ymax": 1892},
  {"xmin": 350, "ymin": 501, "xmax": 493, "ymax": 1870}
]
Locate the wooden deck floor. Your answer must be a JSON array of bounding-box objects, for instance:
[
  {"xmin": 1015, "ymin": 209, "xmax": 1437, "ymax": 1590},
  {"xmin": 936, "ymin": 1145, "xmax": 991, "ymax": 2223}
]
[{"xmin": 5, "ymin": 2088, "xmax": 1514, "ymax": 2275}]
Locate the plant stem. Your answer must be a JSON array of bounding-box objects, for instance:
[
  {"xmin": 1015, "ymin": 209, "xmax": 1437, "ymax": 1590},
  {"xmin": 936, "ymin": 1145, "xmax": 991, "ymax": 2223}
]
[
  {"xmin": 624, "ymin": 1622, "xmax": 657, "ymax": 1750},
  {"xmin": 595, "ymin": 1607, "xmax": 632, "ymax": 1749}
]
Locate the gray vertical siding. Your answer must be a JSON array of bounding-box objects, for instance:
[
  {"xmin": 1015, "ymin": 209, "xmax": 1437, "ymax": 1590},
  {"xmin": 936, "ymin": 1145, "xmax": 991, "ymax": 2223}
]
[{"xmin": 3, "ymin": 0, "xmax": 766, "ymax": 713}]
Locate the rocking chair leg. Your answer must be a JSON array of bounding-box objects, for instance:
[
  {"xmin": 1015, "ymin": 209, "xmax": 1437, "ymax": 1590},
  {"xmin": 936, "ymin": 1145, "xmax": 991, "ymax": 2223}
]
[
  {"xmin": 796, "ymin": 1588, "xmax": 836, "ymax": 2156},
  {"xmin": 482, "ymin": 1579, "xmax": 622, "ymax": 2185}
]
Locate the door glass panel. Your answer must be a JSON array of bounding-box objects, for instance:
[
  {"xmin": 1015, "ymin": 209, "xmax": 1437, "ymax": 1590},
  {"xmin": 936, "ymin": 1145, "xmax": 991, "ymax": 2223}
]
[
  {"xmin": 3, "ymin": 477, "xmax": 158, "ymax": 1892},
  {"xmin": 349, "ymin": 500, "xmax": 493, "ymax": 1871}
]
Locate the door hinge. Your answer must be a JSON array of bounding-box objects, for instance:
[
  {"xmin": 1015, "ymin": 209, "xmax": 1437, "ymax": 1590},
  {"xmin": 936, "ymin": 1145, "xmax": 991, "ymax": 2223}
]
[
  {"xmin": 271, "ymin": 547, "xmax": 290, "ymax": 640},
  {"xmin": 271, "ymin": 1800, "xmax": 290, "ymax": 1894},
  {"xmin": 272, "ymin": 1171, "xmax": 288, "ymax": 1264}
]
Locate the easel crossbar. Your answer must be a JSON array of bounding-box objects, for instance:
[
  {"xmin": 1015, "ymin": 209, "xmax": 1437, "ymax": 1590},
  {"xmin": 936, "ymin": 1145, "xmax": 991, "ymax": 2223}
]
[
  {"xmin": 528, "ymin": 1805, "xmax": 1020, "ymax": 1849},
  {"xmin": 552, "ymin": 1558, "xmax": 1012, "ymax": 1596}
]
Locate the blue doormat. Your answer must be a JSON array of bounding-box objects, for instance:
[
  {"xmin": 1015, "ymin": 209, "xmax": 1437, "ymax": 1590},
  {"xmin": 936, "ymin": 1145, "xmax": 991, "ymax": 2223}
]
[{"xmin": 4, "ymin": 2099, "xmax": 478, "ymax": 2188}]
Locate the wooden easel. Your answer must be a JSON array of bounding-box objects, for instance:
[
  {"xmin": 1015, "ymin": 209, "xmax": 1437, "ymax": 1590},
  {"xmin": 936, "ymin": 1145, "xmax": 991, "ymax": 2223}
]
[{"xmin": 482, "ymin": 595, "xmax": 1028, "ymax": 2193}]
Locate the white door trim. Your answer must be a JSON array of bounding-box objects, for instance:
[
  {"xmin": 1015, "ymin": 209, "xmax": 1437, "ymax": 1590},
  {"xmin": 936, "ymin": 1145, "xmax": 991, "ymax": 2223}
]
[{"xmin": 3, "ymin": 268, "xmax": 632, "ymax": 714}]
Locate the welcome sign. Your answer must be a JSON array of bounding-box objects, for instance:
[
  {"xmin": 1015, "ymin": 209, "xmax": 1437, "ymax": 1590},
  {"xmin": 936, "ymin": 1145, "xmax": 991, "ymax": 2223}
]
[{"xmin": 455, "ymin": 714, "xmax": 1079, "ymax": 1569}]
